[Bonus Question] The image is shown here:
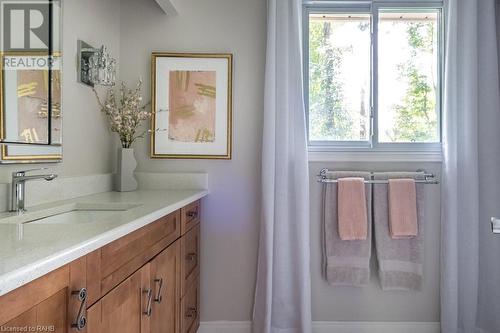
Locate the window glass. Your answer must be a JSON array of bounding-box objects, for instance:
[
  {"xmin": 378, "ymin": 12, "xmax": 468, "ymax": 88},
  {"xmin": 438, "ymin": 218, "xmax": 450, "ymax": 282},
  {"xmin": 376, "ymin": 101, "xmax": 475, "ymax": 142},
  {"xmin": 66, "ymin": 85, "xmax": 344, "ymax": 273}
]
[
  {"xmin": 378, "ymin": 11, "xmax": 440, "ymax": 143},
  {"xmin": 308, "ymin": 13, "xmax": 371, "ymax": 142}
]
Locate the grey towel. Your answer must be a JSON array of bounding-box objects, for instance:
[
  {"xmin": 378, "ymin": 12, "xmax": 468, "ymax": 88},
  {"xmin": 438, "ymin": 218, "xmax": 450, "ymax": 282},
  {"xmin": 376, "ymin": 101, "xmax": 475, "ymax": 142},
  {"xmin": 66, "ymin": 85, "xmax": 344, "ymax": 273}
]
[
  {"xmin": 323, "ymin": 171, "xmax": 372, "ymax": 286},
  {"xmin": 373, "ymin": 172, "xmax": 425, "ymax": 291}
]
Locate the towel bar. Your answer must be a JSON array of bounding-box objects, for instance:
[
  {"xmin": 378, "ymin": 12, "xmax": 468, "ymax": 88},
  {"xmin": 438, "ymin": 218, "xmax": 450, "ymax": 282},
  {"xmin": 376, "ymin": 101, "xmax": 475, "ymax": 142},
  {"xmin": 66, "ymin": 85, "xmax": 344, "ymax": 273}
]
[{"xmin": 317, "ymin": 168, "xmax": 440, "ymax": 184}]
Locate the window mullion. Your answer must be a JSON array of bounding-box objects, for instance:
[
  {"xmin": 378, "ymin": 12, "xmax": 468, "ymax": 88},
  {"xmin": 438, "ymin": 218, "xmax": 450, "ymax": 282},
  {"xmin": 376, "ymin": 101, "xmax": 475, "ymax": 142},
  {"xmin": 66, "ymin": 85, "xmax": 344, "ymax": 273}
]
[{"xmin": 371, "ymin": 4, "xmax": 380, "ymax": 148}]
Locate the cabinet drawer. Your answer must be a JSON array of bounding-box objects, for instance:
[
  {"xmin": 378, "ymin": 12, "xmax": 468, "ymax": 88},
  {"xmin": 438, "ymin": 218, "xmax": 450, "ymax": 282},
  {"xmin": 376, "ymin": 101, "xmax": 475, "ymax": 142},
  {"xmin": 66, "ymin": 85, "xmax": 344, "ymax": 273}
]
[
  {"xmin": 180, "ymin": 200, "xmax": 200, "ymax": 235},
  {"xmin": 180, "ymin": 276, "xmax": 200, "ymax": 333},
  {"xmin": 87, "ymin": 264, "xmax": 151, "ymax": 333},
  {"xmin": 100, "ymin": 211, "xmax": 180, "ymax": 294},
  {"xmin": 181, "ymin": 224, "xmax": 200, "ymax": 297}
]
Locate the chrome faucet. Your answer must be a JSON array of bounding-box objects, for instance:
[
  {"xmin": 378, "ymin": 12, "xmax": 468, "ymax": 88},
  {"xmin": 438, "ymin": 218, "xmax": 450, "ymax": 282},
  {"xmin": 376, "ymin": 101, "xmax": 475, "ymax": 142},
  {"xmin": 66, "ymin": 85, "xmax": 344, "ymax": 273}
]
[{"xmin": 11, "ymin": 168, "xmax": 58, "ymax": 213}]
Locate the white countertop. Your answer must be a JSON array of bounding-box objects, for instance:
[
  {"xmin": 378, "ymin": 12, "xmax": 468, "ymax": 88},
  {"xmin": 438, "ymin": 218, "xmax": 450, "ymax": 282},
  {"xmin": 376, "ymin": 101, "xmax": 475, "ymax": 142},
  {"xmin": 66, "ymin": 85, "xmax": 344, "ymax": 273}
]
[{"xmin": 0, "ymin": 189, "xmax": 208, "ymax": 296}]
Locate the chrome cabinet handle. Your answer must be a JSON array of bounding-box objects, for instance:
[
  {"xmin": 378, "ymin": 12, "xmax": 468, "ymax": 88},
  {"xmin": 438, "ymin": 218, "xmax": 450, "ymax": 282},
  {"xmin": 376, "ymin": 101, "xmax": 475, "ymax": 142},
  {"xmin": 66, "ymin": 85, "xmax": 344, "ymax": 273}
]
[
  {"xmin": 185, "ymin": 253, "xmax": 197, "ymax": 262},
  {"xmin": 187, "ymin": 211, "xmax": 198, "ymax": 218},
  {"xmin": 154, "ymin": 278, "xmax": 163, "ymax": 304},
  {"xmin": 71, "ymin": 288, "xmax": 87, "ymax": 331},
  {"xmin": 143, "ymin": 288, "xmax": 153, "ymax": 317},
  {"xmin": 186, "ymin": 307, "xmax": 197, "ymax": 318}
]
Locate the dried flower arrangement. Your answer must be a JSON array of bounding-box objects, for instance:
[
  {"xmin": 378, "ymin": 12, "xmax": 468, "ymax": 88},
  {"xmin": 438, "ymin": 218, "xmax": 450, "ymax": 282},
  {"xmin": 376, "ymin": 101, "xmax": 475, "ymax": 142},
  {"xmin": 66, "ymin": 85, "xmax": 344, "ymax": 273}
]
[{"xmin": 94, "ymin": 80, "xmax": 151, "ymax": 148}]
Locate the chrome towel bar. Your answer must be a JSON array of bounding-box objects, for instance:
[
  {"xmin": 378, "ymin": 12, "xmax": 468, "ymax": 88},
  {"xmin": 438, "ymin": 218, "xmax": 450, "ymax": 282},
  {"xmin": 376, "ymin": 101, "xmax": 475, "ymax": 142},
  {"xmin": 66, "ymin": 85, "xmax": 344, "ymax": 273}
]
[{"xmin": 317, "ymin": 168, "xmax": 440, "ymax": 185}]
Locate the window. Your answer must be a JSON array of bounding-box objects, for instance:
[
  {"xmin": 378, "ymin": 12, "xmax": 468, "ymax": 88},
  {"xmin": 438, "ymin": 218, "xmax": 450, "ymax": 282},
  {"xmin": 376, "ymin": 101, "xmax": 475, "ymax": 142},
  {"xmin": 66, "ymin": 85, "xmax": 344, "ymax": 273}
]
[{"xmin": 304, "ymin": 2, "xmax": 443, "ymax": 151}]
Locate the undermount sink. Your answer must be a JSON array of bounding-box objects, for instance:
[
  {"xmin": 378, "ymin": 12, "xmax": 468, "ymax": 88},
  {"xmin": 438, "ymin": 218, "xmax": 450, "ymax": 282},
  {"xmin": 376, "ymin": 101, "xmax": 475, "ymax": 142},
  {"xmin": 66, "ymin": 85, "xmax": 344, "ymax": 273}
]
[{"xmin": 0, "ymin": 202, "xmax": 142, "ymax": 225}]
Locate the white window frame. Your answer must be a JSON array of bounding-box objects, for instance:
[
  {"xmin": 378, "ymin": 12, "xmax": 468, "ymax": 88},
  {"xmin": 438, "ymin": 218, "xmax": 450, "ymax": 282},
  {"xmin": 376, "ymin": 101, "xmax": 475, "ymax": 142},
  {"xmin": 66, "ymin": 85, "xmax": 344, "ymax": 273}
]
[{"xmin": 303, "ymin": 0, "xmax": 444, "ymax": 155}]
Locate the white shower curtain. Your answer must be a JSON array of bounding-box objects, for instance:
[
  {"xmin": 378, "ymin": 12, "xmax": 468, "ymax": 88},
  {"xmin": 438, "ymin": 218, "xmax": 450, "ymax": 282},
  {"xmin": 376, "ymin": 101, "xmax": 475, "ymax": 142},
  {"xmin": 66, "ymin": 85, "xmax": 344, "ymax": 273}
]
[
  {"xmin": 252, "ymin": 0, "xmax": 312, "ymax": 332},
  {"xmin": 441, "ymin": 0, "xmax": 500, "ymax": 332}
]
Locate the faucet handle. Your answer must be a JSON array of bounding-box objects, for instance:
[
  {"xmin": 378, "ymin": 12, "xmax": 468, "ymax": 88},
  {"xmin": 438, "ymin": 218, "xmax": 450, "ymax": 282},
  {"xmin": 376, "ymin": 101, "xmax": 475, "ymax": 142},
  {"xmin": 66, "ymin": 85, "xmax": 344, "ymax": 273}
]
[{"xmin": 13, "ymin": 168, "xmax": 48, "ymax": 177}]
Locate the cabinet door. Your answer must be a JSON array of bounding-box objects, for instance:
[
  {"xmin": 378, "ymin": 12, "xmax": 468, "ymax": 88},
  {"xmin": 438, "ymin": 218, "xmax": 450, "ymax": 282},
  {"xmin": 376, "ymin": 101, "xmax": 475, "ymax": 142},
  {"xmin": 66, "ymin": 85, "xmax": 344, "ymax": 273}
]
[
  {"xmin": 150, "ymin": 240, "xmax": 181, "ymax": 333},
  {"xmin": 0, "ymin": 258, "xmax": 87, "ymax": 333},
  {"xmin": 4, "ymin": 288, "xmax": 67, "ymax": 333},
  {"xmin": 87, "ymin": 264, "xmax": 151, "ymax": 333}
]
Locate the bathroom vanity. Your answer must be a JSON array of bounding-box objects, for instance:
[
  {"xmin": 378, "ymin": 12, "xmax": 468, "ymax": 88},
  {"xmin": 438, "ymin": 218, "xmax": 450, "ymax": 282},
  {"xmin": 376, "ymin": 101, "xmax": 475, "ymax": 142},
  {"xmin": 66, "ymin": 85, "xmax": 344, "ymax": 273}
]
[{"xmin": 0, "ymin": 189, "xmax": 206, "ymax": 333}]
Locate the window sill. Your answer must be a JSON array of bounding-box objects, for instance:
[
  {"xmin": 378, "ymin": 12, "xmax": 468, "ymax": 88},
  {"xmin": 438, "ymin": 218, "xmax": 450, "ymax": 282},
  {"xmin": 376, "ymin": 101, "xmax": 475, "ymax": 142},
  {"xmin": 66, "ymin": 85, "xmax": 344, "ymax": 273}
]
[{"xmin": 308, "ymin": 150, "xmax": 443, "ymax": 163}]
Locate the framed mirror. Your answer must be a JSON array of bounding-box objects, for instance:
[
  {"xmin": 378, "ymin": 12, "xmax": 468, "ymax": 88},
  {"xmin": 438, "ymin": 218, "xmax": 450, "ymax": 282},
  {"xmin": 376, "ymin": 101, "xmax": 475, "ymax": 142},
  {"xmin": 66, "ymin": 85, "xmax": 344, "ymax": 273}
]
[{"xmin": 0, "ymin": 0, "xmax": 62, "ymax": 163}]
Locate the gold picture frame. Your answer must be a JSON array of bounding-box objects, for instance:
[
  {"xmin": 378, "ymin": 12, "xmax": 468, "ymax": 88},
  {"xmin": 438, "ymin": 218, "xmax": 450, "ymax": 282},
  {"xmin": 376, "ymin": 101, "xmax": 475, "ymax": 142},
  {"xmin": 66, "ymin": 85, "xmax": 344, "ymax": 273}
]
[{"xmin": 150, "ymin": 52, "xmax": 233, "ymax": 160}]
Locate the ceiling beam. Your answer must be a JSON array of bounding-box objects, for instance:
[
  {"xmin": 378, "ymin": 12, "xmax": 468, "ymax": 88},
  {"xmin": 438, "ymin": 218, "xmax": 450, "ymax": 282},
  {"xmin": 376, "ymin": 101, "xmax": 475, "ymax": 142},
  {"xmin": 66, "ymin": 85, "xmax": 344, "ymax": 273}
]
[{"xmin": 153, "ymin": 0, "xmax": 178, "ymax": 16}]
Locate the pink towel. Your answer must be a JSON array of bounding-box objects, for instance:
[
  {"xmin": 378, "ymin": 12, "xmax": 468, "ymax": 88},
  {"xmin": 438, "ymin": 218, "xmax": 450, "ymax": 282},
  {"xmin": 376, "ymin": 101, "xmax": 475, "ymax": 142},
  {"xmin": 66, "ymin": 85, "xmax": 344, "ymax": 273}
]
[
  {"xmin": 388, "ymin": 178, "xmax": 418, "ymax": 239},
  {"xmin": 337, "ymin": 177, "xmax": 368, "ymax": 240}
]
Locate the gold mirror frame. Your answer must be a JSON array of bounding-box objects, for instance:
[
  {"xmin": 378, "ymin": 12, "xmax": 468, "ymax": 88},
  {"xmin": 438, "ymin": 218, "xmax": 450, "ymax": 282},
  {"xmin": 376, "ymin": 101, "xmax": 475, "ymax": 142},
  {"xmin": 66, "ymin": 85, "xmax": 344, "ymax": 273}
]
[
  {"xmin": 0, "ymin": 52, "xmax": 62, "ymax": 163},
  {"xmin": 0, "ymin": 0, "xmax": 63, "ymax": 163}
]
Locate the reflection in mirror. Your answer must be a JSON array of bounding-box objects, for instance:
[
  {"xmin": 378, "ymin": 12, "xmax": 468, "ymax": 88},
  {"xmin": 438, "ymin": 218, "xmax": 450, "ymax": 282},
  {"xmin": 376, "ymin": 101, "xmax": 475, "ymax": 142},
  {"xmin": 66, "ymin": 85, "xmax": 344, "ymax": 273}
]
[
  {"xmin": 0, "ymin": 0, "xmax": 62, "ymax": 162},
  {"xmin": 1, "ymin": 55, "xmax": 62, "ymax": 145}
]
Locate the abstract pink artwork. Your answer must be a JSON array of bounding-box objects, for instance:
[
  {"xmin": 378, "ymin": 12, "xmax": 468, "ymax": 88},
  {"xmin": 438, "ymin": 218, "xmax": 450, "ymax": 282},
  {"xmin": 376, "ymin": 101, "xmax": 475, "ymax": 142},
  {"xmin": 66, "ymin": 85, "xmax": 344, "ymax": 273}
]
[{"xmin": 168, "ymin": 70, "xmax": 216, "ymax": 143}]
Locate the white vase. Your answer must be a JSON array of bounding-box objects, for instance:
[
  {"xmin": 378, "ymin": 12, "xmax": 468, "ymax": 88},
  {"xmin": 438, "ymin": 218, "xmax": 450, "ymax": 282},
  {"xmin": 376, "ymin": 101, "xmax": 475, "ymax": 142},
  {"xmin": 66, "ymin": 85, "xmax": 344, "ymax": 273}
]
[{"xmin": 116, "ymin": 148, "xmax": 138, "ymax": 192}]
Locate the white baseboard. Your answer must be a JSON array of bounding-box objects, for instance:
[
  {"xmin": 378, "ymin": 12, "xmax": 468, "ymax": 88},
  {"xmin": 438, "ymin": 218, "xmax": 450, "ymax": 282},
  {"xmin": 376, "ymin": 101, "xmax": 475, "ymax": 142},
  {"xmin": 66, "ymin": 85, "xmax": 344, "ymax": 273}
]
[
  {"xmin": 198, "ymin": 321, "xmax": 251, "ymax": 333},
  {"xmin": 198, "ymin": 321, "xmax": 441, "ymax": 333}
]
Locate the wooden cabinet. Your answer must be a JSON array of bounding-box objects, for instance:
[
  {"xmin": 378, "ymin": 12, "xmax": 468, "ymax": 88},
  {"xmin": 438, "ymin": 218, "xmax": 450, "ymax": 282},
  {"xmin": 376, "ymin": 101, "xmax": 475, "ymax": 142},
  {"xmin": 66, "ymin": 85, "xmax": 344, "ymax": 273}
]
[
  {"xmin": 5, "ymin": 288, "xmax": 68, "ymax": 332},
  {"xmin": 88, "ymin": 241, "xmax": 180, "ymax": 333},
  {"xmin": 88, "ymin": 240, "xmax": 181, "ymax": 333},
  {"xmin": 150, "ymin": 241, "xmax": 181, "ymax": 333},
  {"xmin": 0, "ymin": 257, "xmax": 88, "ymax": 333},
  {"xmin": 180, "ymin": 201, "xmax": 200, "ymax": 235},
  {"xmin": 87, "ymin": 264, "xmax": 151, "ymax": 333},
  {"xmin": 180, "ymin": 225, "xmax": 200, "ymax": 297},
  {"xmin": 99, "ymin": 211, "xmax": 180, "ymax": 296},
  {"xmin": 0, "ymin": 200, "xmax": 201, "ymax": 333},
  {"xmin": 180, "ymin": 276, "xmax": 200, "ymax": 333}
]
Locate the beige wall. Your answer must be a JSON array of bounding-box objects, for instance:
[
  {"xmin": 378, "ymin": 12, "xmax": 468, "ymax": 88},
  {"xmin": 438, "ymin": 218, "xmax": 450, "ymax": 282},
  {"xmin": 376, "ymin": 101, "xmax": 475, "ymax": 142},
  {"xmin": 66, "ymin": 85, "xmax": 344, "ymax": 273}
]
[
  {"xmin": 0, "ymin": 0, "xmax": 120, "ymax": 182},
  {"xmin": 119, "ymin": 0, "xmax": 266, "ymax": 322}
]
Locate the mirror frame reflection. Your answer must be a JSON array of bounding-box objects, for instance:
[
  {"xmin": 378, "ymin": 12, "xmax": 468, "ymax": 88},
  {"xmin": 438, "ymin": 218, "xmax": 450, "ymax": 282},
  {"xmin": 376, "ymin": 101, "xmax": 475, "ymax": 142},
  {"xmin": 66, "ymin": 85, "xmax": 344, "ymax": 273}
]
[{"xmin": 0, "ymin": 0, "xmax": 62, "ymax": 163}]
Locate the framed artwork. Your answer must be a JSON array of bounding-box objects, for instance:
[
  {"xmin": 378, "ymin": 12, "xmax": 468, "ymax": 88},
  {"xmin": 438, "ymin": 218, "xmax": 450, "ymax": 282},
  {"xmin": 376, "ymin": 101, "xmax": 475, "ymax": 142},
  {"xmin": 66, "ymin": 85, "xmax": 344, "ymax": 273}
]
[{"xmin": 151, "ymin": 52, "xmax": 232, "ymax": 159}]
